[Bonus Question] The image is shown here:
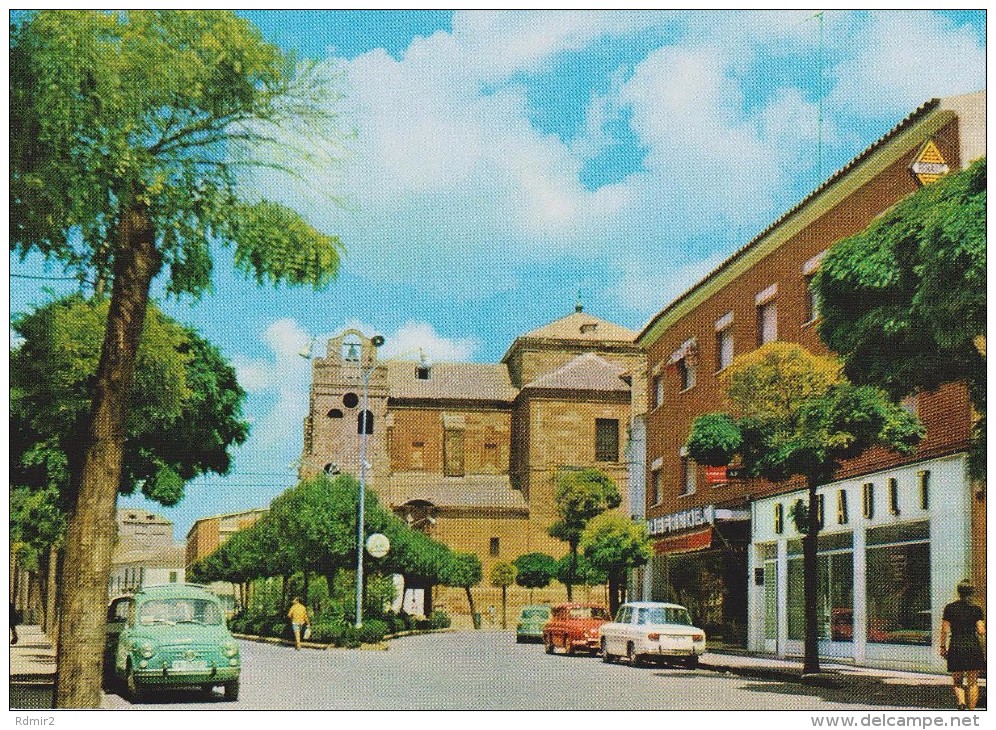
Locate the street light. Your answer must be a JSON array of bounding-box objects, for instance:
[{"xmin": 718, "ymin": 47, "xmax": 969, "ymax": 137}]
[{"xmin": 355, "ymin": 333, "xmax": 385, "ymax": 628}]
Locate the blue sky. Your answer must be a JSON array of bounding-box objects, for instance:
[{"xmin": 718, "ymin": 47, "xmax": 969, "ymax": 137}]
[{"xmin": 9, "ymin": 10, "xmax": 986, "ymax": 540}]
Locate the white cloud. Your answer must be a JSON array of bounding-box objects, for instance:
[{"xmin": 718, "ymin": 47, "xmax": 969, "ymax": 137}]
[
  {"xmin": 379, "ymin": 320, "xmax": 476, "ymax": 363},
  {"xmin": 246, "ymin": 10, "xmax": 983, "ymax": 309},
  {"xmin": 828, "ymin": 11, "xmax": 986, "ymax": 119}
]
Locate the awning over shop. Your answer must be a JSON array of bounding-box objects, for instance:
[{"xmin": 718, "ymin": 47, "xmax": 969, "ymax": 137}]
[{"xmin": 653, "ymin": 526, "xmax": 713, "ymax": 555}]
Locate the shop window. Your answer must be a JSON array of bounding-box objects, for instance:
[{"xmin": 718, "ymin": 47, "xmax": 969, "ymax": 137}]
[
  {"xmin": 763, "ymin": 556, "xmax": 778, "ymax": 640},
  {"xmin": 787, "ymin": 532, "xmax": 854, "ymax": 641},
  {"xmin": 816, "ymin": 494, "xmax": 825, "ymax": 528},
  {"xmin": 595, "ymin": 419, "xmax": 619, "ymax": 462},
  {"xmin": 862, "ymin": 482, "xmax": 875, "ymax": 519},
  {"xmin": 865, "ymin": 521, "xmax": 931, "ymax": 645},
  {"xmin": 918, "ymin": 470, "xmax": 930, "ymax": 510},
  {"xmin": 774, "ymin": 503, "xmax": 784, "ymax": 534},
  {"xmin": 680, "ymin": 457, "xmax": 696, "ymax": 496},
  {"xmin": 489, "ymin": 537, "xmax": 500, "ymax": 557},
  {"xmin": 357, "ymin": 410, "xmax": 374, "ymax": 435},
  {"xmin": 888, "ymin": 478, "xmax": 900, "ymax": 516},
  {"xmin": 837, "ymin": 490, "xmax": 849, "ymax": 525}
]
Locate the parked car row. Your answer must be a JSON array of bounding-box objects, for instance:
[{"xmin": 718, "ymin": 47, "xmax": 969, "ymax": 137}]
[{"xmin": 517, "ymin": 600, "xmax": 706, "ymax": 669}]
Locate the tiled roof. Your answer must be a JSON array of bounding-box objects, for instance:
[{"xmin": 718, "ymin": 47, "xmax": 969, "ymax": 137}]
[
  {"xmin": 386, "ymin": 360, "xmax": 517, "ymax": 402},
  {"xmin": 519, "ymin": 311, "xmax": 636, "ymax": 343},
  {"xmin": 388, "ymin": 473, "xmax": 528, "ymax": 511},
  {"xmin": 522, "ymin": 352, "xmax": 631, "ymax": 393}
]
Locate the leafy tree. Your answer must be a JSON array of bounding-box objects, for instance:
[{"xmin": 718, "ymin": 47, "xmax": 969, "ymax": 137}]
[
  {"xmin": 489, "ymin": 562, "xmax": 517, "ymax": 629},
  {"xmin": 11, "ymin": 10, "xmax": 345, "ymax": 706},
  {"xmin": 580, "ymin": 513, "xmax": 652, "ymax": 616},
  {"xmin": 513, "ymin": 552, "xmax": 557, "ymax": 602},
  {"xmin": 814, "ymin": 158, "xmax": 986, "ymax": 477},
  {"xmin": 547, "ymin": 468, "xmax": 621, "ymax": 600},
  {"xmin": 686, "ymin": 343, "xmax": 923, "ymax": 674},
  {"xmin": 444, "ymin": 553, "xmax": 483, "ymax": 628},
  {"xmin": 555, "ymin": 554, "xmax": 607, "ymax": 597}
]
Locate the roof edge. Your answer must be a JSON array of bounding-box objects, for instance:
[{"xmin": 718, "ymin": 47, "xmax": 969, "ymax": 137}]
[{"xmin": 637, "ymin": 97, "xmax": 953, "ymax": 346}]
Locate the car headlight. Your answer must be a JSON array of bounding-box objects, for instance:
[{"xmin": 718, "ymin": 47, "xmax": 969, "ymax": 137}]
[
  {"xmin": 139, "ymin": 641, "xmax": 155, "ymax": 659},
  {"xmin": 222, "ymin": 642, "xmax": 239, "ymax": 658}
]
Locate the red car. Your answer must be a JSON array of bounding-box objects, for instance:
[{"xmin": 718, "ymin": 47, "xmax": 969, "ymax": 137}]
[{"xmin": 542, "ymin": 603, "xmax": 612, "ymax": 655}]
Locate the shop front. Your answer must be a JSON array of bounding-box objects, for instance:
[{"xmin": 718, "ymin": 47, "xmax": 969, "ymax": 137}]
[
  {"xmin": 748, "ymin": 454, "xmax": 973, "ymax": 672},
  {"xmin": 646, "ymin": 504, "xmax": 750, "ymax": 646}
]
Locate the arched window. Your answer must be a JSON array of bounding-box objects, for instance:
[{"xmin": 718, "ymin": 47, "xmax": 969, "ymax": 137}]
[
  {"xmin": 358, "ymin": 410, "xmax": 373, "ymax": 435},
  {"xmin": 327, "ymin": 408, "xmax": 344, "ymax": 419}
]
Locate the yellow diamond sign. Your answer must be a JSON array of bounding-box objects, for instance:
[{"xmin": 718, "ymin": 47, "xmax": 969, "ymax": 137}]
[{"xmin": 910, "ymin": 140, "xmax": 950, "ymax": 186}]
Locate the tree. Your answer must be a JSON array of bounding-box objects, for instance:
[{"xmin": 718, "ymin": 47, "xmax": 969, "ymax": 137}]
[
  {"xmin": 814, "ymin": 158, "xmax": 986, "ymax": 477},
  {"xmin": 555, "ymin": 554, "xmax": 607, "ymax": 601},
  {"xmin": 580, "ymin": 513, "xmax": 652, "ymax": 616},
  {"xmin": 513, "ymin": 553, "xmax": 557, "ymax": 602},
  {"xmin": 444, "ymin": 553, "xmax": 483, "ymax": 628},
  {"xmin": 547, "ymin": 468, "xmax": 621, "ymax": 600},
  {"xmin": 489, "ymin": 562, "xmax": 517, "ymax": 629},
  {"xmin": 11, "ymin": 11, "xmax": 345, "ymax": 706},
  {"xmin": 686, "ymin": 343, "xmax": 923, "ymax": 674},
  {"xmin": 10, "ymin": 296, "xmax": 249, "ymax": 632}
]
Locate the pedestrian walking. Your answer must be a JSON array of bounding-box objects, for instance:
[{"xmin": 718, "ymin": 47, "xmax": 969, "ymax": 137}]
[
  {"xmin": 940, "ymin": 581, "xmax": 986, "ymax": 710},
  {"xmin": 10, "ymin": 602, "xmax": 21, "ymax": 645},
  {"xmin": 287, "ymin": 596, "xmax": 310, "ymax": 650}
]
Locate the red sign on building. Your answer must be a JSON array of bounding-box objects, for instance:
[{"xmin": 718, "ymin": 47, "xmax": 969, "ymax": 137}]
[{"xmin": 704, "ymin": 466, "xmax": 728, "ymax": 485}]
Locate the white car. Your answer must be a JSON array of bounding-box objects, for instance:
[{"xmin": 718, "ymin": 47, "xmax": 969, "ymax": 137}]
[{"xmin": 599, "ymin": 601, "xmax": 706, "ymax": 668}]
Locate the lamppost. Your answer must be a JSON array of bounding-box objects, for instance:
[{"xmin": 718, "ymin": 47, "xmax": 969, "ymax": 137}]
[{"xmin": 354, "ymin": 333, "xmax": 384, "ymax": 628}]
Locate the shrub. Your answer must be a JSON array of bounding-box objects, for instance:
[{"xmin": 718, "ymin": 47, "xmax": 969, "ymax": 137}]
[
  {"xmin": 358, "ymin": 619, "xmax": 387, "ymax": 644},
  {"xmin": 429, "ymin": 610, "xmax": 451, "ymax": 629}
]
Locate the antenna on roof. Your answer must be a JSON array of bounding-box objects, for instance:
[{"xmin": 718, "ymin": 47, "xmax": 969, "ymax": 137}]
[{"xmin": 575, "ymin": 287, "xmax": 583, "ymax": 313}]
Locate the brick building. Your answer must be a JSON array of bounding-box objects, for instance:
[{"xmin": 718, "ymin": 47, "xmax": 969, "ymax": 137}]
[
  {"xmin": 299, "ymin": 306, "xmax": 643, "ymax": 615},
  {"xmin": 634, "ymin": 92, "xmax": 984, "ymax": 671},
  {"xmin": 186, "ymin": 508, "xmax": 269, "ymax": 611}
]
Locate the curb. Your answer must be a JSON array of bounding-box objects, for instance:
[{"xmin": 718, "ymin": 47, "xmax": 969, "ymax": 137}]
[{"xmin": 232, "ymin": 626, "xmax": 454, "ymax": 650}]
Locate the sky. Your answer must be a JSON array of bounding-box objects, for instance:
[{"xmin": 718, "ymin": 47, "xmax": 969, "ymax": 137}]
[{"xmin": 8, "ymin": 9, "xmax": 986, "ymax": 541}]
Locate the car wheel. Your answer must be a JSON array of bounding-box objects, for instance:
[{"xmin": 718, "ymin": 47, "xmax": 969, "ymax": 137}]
[
  {"xmin": 564, "ymin": 636, "xmax": 574, "ymax": 656},
  {"xmin": 515, "ymin": 635, "xmax": 523, "ymax": 644},
  {"xmin": 125, "ymin": 662, "xmax": 144, "ymax": 703},
  {"xmin": 601, "ymin": 638, "xmax": 613, "ymax": 663},
  {"xmin": 684, "ymin": 655, "xmax": 699, "ymax": 669},
  {"xmin": 223, "ymin": 679, "xmax": 240, "ymax": 702},
  {"xmin": 544, "ymin": 637, "xmax": 555, "ymax": 654},
  {"xmin": 627, "ymin": 642, "xmax": 643, "ymax": 667}
]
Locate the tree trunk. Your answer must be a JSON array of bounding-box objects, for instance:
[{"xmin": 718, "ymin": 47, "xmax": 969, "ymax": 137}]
[
  {"xmin": 566, "ymin": 541, "xmax": 577, "ymax": 601},
  {"xmin": 501, "ymin": 586, "xmax": 507, "ymax": 629},
  {"xmin": 54, "ymin": 203, "xmax": 161, "ymax": 708},
  {"xmin": 465, "ymin": 586, "xmax": 477, "ymax": 627},
  {"xmin": 424, "ymin": 583, "xmax": 433, "ymax": 617},
  {"xmin": 46, "ymin": 548, "xmax": 59, "ymax": 635},
  {"xmin": 803, "ymin": 474, "xmax": 822, "ymax": 675}
]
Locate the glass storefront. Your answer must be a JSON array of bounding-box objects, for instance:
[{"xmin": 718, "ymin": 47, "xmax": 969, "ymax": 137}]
[
  {"xmin": 786, "ymin": 532, "xmax": 854, "ymax": 641},
  {"xmin": 865, "ymin": 521, "xmax": 931, "ymax": 645}
]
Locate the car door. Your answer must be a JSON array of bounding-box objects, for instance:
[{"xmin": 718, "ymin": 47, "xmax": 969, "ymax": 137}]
[
  {"xmin": 607, "ymin": 605, "xmax": 632, "ymax": 654},
  {"xmin": 105, "ymin": 597, "xmax": 133, "ymax": 671}
]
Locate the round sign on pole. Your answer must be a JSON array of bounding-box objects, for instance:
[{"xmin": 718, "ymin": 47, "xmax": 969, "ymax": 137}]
[{"xmin": 365, "ymin": 533, "xmax": 390, "ymax": 559}]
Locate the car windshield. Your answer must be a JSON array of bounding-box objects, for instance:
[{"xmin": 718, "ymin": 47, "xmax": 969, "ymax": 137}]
[
  {"xmin": 568, "ymin": 607, "xmax": 610, "ymax": 620},
  {"xmin": 138, "ymin": 598, "xmax": 223, "ymax": 626},
  {"xmin": 638, "ymin": 606, "xmax": 692, "ymax": 626},
  {"xmin": 521, "ymin": 608, "xmax": 550, "ymax": 620}
]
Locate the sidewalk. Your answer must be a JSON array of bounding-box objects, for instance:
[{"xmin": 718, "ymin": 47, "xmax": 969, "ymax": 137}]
[{"xmin": 9, "ymin": 625, "xmax": 56, "ymax": 709}]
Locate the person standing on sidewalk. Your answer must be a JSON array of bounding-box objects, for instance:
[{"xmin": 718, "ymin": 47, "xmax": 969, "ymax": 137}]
[
  {"xmin": 940, "ymin": 581, "xmax": 986, "ymax": 710},
  {"xmin": 287, "ymin": 597, "xmax": 310, "ymax": 651},
  {"xmin": 10, "ymin": 602, "xmax": 21, "ymax": 645}
]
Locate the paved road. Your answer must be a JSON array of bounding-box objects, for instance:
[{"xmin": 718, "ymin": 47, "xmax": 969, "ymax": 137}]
[{"xmin": 101, "ymin": 631, "xmax": 916, "ymax": 710}]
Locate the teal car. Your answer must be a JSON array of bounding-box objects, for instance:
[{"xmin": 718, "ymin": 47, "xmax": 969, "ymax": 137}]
[
  {"xmin": 107, "ymin": 584, "xmax": 241, "ymax": 702},
  {"xmin": 515, "ymin": 604, "xmax": 552, "ymax": 643}
]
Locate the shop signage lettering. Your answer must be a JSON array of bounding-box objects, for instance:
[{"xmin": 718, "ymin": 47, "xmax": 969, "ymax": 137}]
[{"xmin": 647, "ymin": 505, "xmax": 715, "ymax": 536}]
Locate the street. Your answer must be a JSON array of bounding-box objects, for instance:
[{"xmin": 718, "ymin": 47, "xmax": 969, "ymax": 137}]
[{"xmin": 100, "ymin": 631, "xmax": 918, "ymax": 711}]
